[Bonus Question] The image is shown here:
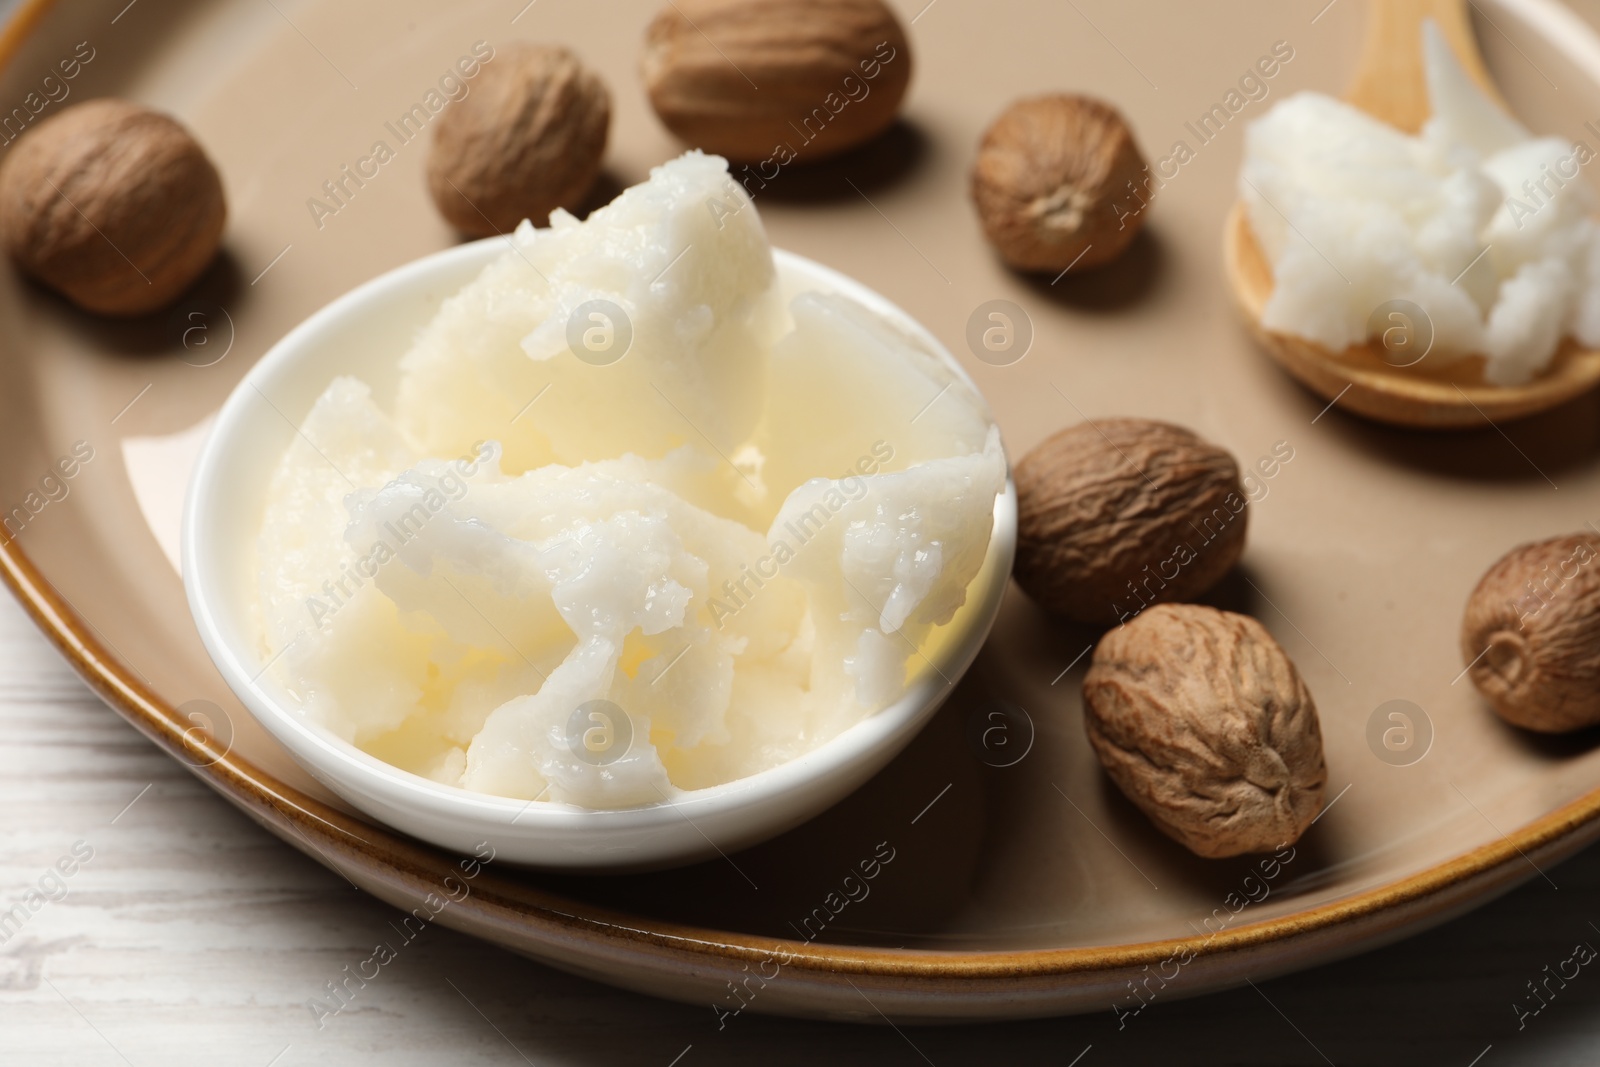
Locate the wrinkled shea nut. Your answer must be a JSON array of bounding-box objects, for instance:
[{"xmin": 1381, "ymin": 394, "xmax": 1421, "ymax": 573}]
[
  {"xmin": 971, "ymin": 94, "xmax": 1149, "ymax": 272},
  {"xmin": 428, "ymin": 43, "xmax": 610, "ymax": 237},
  {"xmin": 0, "ymin": 99, "xmax": 226, "ymax": 315},
  {"xmin": 642, "ymin": 0, "xmax": 911, "ymax": 164},
  {"xmin": 1461, "ymin": 533, "xmax": 1600, "ymax": 733},
  {"xmin": 1014, "ymin": 418, "xmax": 1248, "ymax": 626},
  {"xmin": 1083, "ymin": 604, "xmax": 1328, "ymax": 858}
]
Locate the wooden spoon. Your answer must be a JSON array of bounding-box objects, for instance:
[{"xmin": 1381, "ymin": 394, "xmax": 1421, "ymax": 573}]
[{"xmin": 1223, "ymin": 0, "xmax": 1600, "ymax": 429}]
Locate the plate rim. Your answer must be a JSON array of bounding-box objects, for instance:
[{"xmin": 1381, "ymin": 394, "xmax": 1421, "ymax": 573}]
[{"xmin": 4, "ymin": 0, "xmax": 1600, "ymax": 1012}]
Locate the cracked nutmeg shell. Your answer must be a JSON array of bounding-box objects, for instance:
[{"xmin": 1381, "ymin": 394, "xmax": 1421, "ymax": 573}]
[
  {"xmin": 0, "ymin": 99, "xmax": 226, "ymax": 316},
  {"xmin": 1461, "ymin": 533, "xmax": 1600, "ymax": 733},
  {"xmin": 971, "ymin": 94, "xmax": 1149, "ymax": 272},
  {"xmin": 428, "ymin": 43, "xmax": 611, "ymax": 237},
  {"xmin": 641, "ymin": 0, "xmax": 911, "ymax": 164},
  {"xmin": 1013, "ymin": 418, "xmax": 1248, "ymax": 626},
  {"xmin": 1083, "ymin": 604, "xmax": 1328, "ymax": 859}
]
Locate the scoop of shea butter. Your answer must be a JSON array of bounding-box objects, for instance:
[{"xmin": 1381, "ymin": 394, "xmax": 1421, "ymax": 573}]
[
  {"xmin": 1240, "ymin": 22, "xmax": 1600, "ymax": 385},
  {"xmin": 254, "ymin": 153, "xmax": 1003, "ymax": 809},
  {"xmin": 395, "ymin": 151, "xmax": 784, "ymax": 474}
]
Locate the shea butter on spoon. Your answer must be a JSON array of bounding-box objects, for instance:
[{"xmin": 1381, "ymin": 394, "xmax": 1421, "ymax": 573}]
[{"xmin": 1226, "ymin": 0, "xmax": 1600, "ymax": 427}]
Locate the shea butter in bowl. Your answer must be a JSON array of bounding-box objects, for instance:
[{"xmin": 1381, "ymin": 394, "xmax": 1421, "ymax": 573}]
[{"xmin": 184, "ymin": 153, "xmax": 1014, "ymax": 871}]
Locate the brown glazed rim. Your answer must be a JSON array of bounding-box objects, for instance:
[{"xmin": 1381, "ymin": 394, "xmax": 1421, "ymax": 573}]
[{"xmin": 4, "ymin": 0, "xmax": 1600, "ymax": 993}]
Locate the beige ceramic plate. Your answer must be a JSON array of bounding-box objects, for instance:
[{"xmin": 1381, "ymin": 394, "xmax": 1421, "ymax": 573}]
[{"xmin": 5, "ymin": 0, "xmax": 1600, "ymax": 1024}]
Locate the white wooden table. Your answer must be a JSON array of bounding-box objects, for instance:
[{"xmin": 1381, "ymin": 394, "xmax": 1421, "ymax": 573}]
[{"xmin": 2, "ymin": 587, "xmax": 1600, "ymax": 1066}]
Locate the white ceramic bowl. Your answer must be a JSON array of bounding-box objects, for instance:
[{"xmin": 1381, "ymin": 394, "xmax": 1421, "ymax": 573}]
[{"xmin": 183, "ymin": 237, "xmax": 1017, "ymax": 871}]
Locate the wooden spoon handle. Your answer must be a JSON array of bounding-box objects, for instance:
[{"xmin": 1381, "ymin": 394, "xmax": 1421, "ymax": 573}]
[{"xmin": 1344, "ymin": 0, "xmax": 1507, "ymax": 132}]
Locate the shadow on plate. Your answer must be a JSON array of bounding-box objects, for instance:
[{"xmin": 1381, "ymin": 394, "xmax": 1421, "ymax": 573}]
[
  {"xmin": 1243, "ymin": 328, "xmax": 1600, "ymax": 486},
  {"xmin": 1491, "ymin": 714, "xmax": 1600, "ymax": 762},
  {"xmin": 1195, "ymin": 562, "xmax": 1267, "ymax": 620},
  {"xmin": 574, "ymin": 169, "xmax": 628, "ymax": 220},
  {"xmin": 741, "ymin": 119, "xmax": 929, "ymax": 205},
  {"xmin": 1014, "ymin": 225, "xmax": 1165, "ymax": 313},
  {"xmin": 24, "ymin": 246, "xmax": 246, "ymax": 360},
  {"xmin": 542, "ymin": 666, "xmax": 993, "ymax": 946}
]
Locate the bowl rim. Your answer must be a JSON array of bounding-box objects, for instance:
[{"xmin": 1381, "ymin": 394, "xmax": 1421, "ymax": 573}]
[
  {"xmin": 4, "ymin": 0, "xmax": 1600, "ymax": 1009},
  {"xmin": 179, "ymin": 233, "xmax": 1017, "ymax": 843}
]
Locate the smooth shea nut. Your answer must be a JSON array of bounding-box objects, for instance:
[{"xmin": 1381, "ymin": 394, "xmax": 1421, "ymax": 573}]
[
  {"xmin": 0, "ymin": 98, "xmax": 226, "ymax": 315},
  {"xmin": 1461, "ymin": 533, "xmax": 1600, "ymax": 733},
  {"xmin": 1083, "ymin": 604, "xmax": 1328, "ymax": 859},
  {"xmin": 641, "ymin": 0, "xmax": 911, "ymax": 164},
  {"xmin": 428, "ymin": 43, "xmax": 611, "ymax": 236},
  {"xmin": 1013, "ymin": 418, "xmax": 1247, "ymax": 626},
  {"xmin": 971, "ymin": 94, "xmax": 1149, "ymax": 272}
]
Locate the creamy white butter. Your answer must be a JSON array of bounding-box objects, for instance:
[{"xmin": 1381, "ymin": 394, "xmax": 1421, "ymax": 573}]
[
  {"xmin": 1240, "ymin": 24, "xmax": 1600, "ymax": 385},
  {"xmin": 254, "ymin": 153, "xmax": 1004, "ymax": 809}
]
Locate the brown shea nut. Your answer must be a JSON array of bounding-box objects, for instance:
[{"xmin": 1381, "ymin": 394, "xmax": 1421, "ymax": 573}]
[
  {"xmin": 0, "ymin": 99, "xmax": 226, "ymax": 316},
  {"xmin": 1461, "ymin": 533, "xmax": 1600, "ymax": 733},
  {"xmin": 428, "ymin": 43, "xmax": 610, "ymax": 237},
  {"xmin": 641, "ymin": 0, "xmax": 911, "ymax": 165},
  {"xmin": 971, "ymin": 94, "xmax": 1148, "ymax": 272},
  {"xmin": 1083, "ymin": 604, "xmax": 1328, "ymax": 859},
  {"xmin": 1013, "ymin": 418, "xmax": 1248, "ymax": 626}
]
